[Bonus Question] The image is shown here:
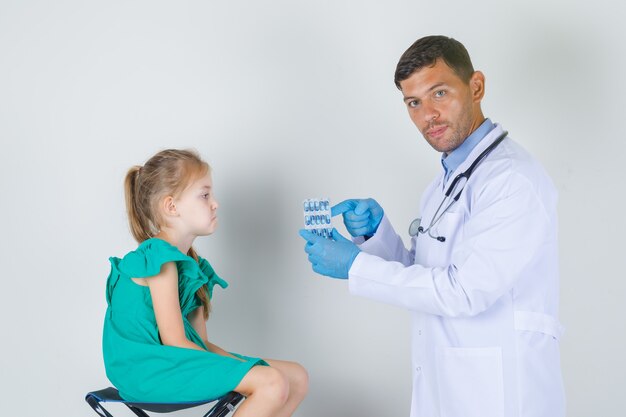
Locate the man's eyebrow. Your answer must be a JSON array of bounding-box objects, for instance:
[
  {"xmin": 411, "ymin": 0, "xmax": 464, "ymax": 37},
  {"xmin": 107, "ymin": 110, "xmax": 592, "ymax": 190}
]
[
  {"xmin": 427, "ymin": 82, "xmax": 446, "ymax": 92},
  {"xmin": 403, "ymin": 82, "xmax": 447, "ymax": 102}
]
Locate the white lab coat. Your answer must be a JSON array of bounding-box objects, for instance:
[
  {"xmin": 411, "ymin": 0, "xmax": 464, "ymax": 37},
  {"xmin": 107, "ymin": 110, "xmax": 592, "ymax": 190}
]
[{"xmin": 348, "ymin": 124, "xmax": 565, "ymax": 417}]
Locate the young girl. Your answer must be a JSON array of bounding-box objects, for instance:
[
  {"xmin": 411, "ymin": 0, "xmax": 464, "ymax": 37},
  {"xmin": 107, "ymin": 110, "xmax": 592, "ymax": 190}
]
[{"xmin": 103, "ymin": 149, "xmax": 308, "ymax": 417}]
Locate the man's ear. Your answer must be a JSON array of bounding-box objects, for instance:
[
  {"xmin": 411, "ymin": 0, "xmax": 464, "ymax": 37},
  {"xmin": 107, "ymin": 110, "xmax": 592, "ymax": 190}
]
[
  {"xmin": 470, "ymin": 70, "xmax": 485, "ymax": 102},
  {"xmin": 162, "ymin": 196, "xmax": 178, "ymax": 216}
]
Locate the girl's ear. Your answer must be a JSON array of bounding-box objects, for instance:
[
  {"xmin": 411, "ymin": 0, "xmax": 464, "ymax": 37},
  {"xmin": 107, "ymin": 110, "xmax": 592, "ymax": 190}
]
[{"xmin": 162, "ymin": 196, "xmax": 178, "ymax": 216}]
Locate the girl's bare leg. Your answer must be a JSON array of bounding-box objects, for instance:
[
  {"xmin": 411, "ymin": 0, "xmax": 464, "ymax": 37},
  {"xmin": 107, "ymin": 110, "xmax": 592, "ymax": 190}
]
[
  {"xmin": 264, "ymin": 359, "xmax": 308, "ymax": 417},
  {"xmin": 233, "ymin": 366, "xmax": 290, "ymax": 417},
  {"xmin": 232, "ymin": 360, "xmax": 308, "ymax": 417}
]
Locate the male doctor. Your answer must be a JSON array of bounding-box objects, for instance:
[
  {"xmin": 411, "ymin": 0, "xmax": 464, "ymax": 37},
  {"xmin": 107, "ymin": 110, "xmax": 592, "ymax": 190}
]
[{"xmin": 299, "ymin": 36, "xmax": 565, "ymax": 417}]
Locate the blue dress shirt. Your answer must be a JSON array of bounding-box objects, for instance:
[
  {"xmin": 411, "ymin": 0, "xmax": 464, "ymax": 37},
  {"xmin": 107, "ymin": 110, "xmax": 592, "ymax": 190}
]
[{"xmin": 441, "ymin": 118, "xmax": 494, "ymax": 182}]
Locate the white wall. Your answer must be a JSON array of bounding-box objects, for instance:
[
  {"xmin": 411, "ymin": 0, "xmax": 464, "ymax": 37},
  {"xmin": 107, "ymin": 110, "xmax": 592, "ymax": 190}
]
[{"xmin": 1, "ymin": 1, "xmax": 623, "ymax": 416}]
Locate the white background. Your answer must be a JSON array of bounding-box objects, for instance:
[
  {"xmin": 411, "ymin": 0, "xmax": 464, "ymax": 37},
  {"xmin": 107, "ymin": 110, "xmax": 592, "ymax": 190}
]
[{"xmin": 1, "ymin": 1, "xmax": 624, "ymax": 416}]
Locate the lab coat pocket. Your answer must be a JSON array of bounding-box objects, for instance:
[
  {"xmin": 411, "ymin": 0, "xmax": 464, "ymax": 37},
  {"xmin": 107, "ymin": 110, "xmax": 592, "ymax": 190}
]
[{"xmin": 436, "ymin": 347, "xmax": 504, "ymax": 417}]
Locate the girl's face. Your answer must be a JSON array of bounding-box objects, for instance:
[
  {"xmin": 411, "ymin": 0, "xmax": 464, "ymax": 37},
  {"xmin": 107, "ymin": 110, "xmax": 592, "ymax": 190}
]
[{"xmin": 174, "ymin": 172, "xmax": 219, "ymax": 236}]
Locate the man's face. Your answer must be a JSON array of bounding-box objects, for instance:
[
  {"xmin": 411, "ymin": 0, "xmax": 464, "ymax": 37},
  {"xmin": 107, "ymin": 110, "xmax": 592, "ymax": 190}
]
[{"xmin": 399, "ymin": 59, "xmax": 484, "ymax": 153}]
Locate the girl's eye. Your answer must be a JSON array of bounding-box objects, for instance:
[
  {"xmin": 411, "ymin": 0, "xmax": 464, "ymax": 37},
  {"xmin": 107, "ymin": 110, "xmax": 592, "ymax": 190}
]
[{"xmin": 201, "ymin": 193, "xmax": 210, "ymax": 199}]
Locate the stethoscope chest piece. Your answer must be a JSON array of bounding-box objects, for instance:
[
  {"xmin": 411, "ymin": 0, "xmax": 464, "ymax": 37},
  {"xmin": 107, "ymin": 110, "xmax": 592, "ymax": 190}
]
[{"xmin": 409, "ymin": 218, "xmax": 421, "ymax": 237}]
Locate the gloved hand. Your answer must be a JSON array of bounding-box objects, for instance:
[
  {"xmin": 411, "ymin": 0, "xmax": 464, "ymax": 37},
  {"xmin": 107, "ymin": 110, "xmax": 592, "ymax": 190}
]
[
  {"xmin": 298, "ymin": 228, "xmax": 361, "ymax": 279},
  {"xmin": 331, "ymin": 198, "xmax": 384, "ymax": 238}
]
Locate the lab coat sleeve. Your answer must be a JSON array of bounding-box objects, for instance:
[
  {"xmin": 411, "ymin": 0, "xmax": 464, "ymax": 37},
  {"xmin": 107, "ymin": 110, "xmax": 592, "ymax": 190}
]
[
  {"xmin": 353, "ymin": 215, "xmax": 414, "ymax": 266},
  {"xmin": 348, "ymin": 171, "xmax": 554, "ymax": 317}
]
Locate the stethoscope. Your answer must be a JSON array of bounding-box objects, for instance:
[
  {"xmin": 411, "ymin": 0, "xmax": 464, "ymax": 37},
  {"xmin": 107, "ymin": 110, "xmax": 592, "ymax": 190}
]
[{"xmin": 408, "ymin": 130, "xmax": 509, "ymax": 242}]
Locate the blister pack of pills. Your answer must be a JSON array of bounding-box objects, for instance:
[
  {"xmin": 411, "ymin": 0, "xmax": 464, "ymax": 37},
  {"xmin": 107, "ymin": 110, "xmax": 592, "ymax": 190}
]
[{"xmin": 303, "ymin": 198, "xmax": 333, "ymax": 239}]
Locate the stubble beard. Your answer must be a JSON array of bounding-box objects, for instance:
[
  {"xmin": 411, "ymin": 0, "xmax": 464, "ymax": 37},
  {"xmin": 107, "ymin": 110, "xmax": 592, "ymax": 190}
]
[{"xmin": 438, "ymin": 111, "xmax": 474, "ymax": 154}]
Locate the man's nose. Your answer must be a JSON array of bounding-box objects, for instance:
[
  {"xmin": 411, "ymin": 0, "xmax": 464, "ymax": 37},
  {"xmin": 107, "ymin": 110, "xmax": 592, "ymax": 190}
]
[{"xmin": 422, "ymin": 101, "xmax": 440, "ymax": 124}]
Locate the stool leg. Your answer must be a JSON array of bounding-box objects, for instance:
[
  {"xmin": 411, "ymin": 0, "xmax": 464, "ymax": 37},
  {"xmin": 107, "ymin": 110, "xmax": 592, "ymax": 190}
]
[
  {"xmin": 85, "ymin": 395, "xmax": 114, "ymax": 417},
  {"xmin": 124, "ymin": 404, "xmax": 151, "ymax": 417},
  {"xmin": 203, "ymin": 392, "xmax": 244, "ymax": 417}
]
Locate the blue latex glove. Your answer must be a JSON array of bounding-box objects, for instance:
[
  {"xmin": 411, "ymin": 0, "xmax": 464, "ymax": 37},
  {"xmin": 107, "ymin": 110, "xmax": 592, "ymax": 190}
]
[
  {"xmin": 299, "ymin": 228, "xmax": 361, "ymax": 279},
  {"xmin": 331, "ymin": 198, "xmax": 384, "ymax": 238}
]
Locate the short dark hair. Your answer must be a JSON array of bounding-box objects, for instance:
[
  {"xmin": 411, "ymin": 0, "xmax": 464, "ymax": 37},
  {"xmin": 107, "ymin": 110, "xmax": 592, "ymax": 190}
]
[{"xmin": 394, "ymin": 36, "xmax": 474, "ymax": 89}]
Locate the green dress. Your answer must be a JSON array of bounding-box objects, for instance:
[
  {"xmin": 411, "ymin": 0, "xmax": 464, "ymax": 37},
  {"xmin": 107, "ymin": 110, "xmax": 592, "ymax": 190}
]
[{"xmin": 103, "ymin": 238, "xmax": 266, "ymax": 402}]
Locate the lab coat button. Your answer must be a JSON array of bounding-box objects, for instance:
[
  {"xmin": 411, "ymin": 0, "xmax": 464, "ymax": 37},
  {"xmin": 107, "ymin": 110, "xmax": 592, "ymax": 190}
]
[{"xmin": 416, "ymin": 366, "xmax": 422, "ymax": 372}]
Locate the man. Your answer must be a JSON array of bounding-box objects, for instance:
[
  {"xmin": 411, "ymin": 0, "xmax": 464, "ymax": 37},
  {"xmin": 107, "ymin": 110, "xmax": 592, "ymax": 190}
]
[{"xmin": 299, "ymin": 36, "xmax": 565, "ymax": 417}]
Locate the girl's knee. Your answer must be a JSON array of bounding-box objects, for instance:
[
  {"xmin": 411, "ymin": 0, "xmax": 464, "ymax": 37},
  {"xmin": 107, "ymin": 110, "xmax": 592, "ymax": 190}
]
[
  {"xmin": 261, "ymin": 367, "xmax": 290, "ymax": 405},
  {"xmin": 291, "ymin": 363, "xmax": 309, "ymax": 397}
]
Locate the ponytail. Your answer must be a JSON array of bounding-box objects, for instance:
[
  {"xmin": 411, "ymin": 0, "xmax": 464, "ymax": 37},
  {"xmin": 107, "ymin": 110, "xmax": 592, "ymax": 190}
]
[
  {"xmin": 124, "ymin": 166, "xmax": 153, "ymax": 243},
  {"xmin": 188, "ymin": 246, "xmax": 211, "ymax": 320}
]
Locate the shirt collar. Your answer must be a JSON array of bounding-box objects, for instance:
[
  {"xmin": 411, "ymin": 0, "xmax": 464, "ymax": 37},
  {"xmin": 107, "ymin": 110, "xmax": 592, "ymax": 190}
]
[{"xmin": 441, "ymin": 118, "xmax": 494, "ymax": 182}]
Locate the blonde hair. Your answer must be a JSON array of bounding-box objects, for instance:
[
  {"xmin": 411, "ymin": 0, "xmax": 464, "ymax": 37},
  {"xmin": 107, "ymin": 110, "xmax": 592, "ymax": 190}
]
[{"xmin": 124, "ymin": 149, "xmax": 212, "ymax": 319}]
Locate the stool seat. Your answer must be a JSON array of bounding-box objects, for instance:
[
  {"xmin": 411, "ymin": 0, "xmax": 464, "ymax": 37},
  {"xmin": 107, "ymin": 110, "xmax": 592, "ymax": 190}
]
[{"xmin": 85, "ymin": 387, "xmax": 244, "ymax": 417}]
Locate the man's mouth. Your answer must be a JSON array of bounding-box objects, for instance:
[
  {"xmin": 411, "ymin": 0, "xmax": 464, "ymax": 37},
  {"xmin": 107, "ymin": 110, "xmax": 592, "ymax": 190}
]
[{"xmin": 427, "ymin": 125, "xmax": 448, "ymax": 139}]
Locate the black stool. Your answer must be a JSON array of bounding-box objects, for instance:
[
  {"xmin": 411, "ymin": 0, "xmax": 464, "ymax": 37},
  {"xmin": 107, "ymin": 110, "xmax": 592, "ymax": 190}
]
[{"xmin": 85, "ymin": 387, "xmax": 244, "ymax": 417}]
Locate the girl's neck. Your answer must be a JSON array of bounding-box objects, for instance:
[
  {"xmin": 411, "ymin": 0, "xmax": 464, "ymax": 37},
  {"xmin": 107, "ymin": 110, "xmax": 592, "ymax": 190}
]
[{"xmin": 155, "ymin": 228, "xmax": 195, "ymax": 255}]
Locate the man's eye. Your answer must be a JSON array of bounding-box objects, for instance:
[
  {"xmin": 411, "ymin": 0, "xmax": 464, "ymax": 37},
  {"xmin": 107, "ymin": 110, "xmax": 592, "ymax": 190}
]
[
  {"xmin": 408, "ymin": 100, "xmax": 419, "ymax": 108},
  {"xmin": 434, "ymin": 90, "xmax": 446, "ymax": 98}
]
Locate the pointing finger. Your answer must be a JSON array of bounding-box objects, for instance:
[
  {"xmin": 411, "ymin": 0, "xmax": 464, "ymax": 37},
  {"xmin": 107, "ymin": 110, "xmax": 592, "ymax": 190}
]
[{"xmin": 331, "ymin": 199, "xmax": 357, "ymax": 217}]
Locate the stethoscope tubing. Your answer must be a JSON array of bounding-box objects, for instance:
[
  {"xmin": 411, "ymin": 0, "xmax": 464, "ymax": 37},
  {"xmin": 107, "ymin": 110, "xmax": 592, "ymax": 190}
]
[{"xmin": 409, "ymin": 130, "xmax": 509, "ymax": 240}]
